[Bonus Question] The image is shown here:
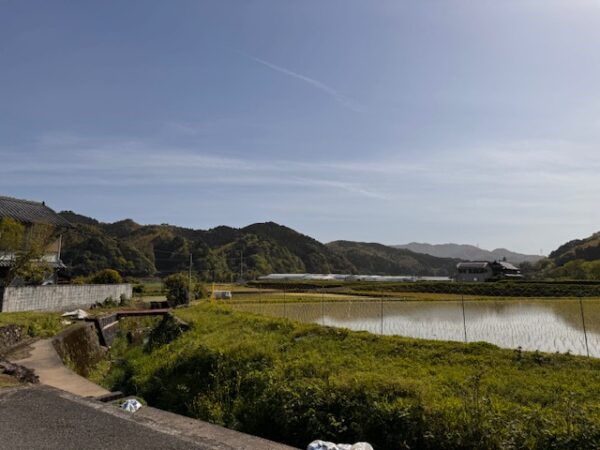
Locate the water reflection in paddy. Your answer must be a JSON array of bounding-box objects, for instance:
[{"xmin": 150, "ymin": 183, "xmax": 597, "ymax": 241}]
[{"xmin": 231, "ymin": 299, "xmax": 600, "ymax": 357}]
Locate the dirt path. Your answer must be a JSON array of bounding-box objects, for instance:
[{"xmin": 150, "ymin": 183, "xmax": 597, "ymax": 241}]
[{"xmin": 11, "ymin": 339, "xmax": 109, "ymax": 397}]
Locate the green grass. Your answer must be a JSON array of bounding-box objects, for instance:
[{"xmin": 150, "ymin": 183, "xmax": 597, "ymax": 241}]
[
  {"xmin": 229, "ymin": 290, "xmax": 600, "ymax": 304},
  {"xmin": 137, "ymin": 280, "xmax": 163, "ymax": 296},
  {"xmin": 228, "ymin": 292, "xmax": 369, "ymax": 304},
  {"xmin": 0, "ymin": 311, "xmax": 67, "ymax": 338},
  {"xmin": 99, "ymin": 302, "xmax": 600, "ymax": 450}
]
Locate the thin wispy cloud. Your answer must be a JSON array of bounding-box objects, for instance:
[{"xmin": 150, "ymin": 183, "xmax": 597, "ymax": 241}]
[
  {"xmin": 246, "ymin": 54, "xmax": 364, "ymax": 113},
  {"xmin": 0, "ymin": 135, "xmax": 388, "ymax": 199},
  {"xmin": 3, "ymin": 131, "xmax": 600, "ymax": 252}
]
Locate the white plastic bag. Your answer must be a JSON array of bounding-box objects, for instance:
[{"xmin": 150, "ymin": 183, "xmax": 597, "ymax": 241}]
[
  {"xmin": 61, "ymin": 309, "xmax": 89, "ymax": 319},
  {"xmin": 351, "ymin": 444, "xmax": 374, "ymax": 450},
  {"xmin": 307, "ymin": 441, "xmax": 373, "ymax": 450},
  {"xmin": 307, "ymin": 441, "xmax": 340, "ymax": 450},
  {"xmin": 121, "ymin": 399, "xmax": 143, "ymax": 413}
]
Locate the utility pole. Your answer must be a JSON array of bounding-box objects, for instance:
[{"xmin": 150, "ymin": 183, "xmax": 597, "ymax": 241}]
[
  {"xmin": 188, "ymin": 253, "xmax": 193, "ymax": 304},
  {"xmin": 239, "ymin": 250, "xmax": 243, "ymax": 282}
]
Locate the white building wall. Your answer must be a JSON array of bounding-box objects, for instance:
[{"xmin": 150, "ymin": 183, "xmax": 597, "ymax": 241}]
[{"xmin": 0, "ymin": 284, "xmax": 132, "ymax": 312}]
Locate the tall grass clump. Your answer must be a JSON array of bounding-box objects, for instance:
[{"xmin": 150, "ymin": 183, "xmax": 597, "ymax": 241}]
[{"xmin": 0, "ymin": 311, "xmax": 66, "ymax": 338}]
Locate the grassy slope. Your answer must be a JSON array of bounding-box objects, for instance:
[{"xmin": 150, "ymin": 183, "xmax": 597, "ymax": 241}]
[{"xmin": 103, "ymin": 303, "xmax": 600, "ymax": 450}]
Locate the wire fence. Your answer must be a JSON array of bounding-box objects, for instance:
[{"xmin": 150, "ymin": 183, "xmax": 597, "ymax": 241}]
[{"xmin": 227, "ymin": 290, "xmax": 600, "ymax": 358}]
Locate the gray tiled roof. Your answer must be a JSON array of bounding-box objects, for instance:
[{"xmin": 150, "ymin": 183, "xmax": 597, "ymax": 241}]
[
  {"xmin": 0, "ymin": 252, "xmax": 66, "ymax": 268},
  {"xmin": 0, "ymin": 196, "xmax": 71, "ymax": 227},
  {"xmin": 496, "ymin": 261, "xmax": 520, "ymax": 271},
  {"xmin": 456, "ymin": 261, "xmax": 489, "ymax": 269}
]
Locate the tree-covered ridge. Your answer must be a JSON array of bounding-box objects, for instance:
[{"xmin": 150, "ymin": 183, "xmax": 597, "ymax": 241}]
[
  {"xmin": 57, "ymin": 212, "xmax": 461, "ymax": 280},
  {"xmin": 532, "ymin": 231, "xmax": 600, "ymax": 280},
  {"xmin": 550, "ymin": 232, "xmax": 600, "ymax": 266}
]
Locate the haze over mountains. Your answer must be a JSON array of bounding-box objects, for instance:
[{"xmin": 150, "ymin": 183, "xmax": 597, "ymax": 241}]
[{"xmin": 394, "ymin": 243, "xmax": 544, "ymax": 264}]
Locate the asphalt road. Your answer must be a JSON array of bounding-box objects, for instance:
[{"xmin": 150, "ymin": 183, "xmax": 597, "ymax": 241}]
[{"xmin": 0, "ymin": 386, "xmax": 296, "ymax": 450}]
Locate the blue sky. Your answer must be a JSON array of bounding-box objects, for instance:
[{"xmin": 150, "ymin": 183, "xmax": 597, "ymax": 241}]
[{"xmin": 2, "ymin": 0, "xmax": 600, "ymax": 254}]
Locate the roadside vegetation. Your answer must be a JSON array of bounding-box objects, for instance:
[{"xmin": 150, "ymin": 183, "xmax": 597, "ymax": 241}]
[
  {"xmin": 0, "ymin": 311, "xmax": 66, "ymax": 338},
  {"xmin": 98, "ymin": 303, "xmax": 600, "ymax": 450}
]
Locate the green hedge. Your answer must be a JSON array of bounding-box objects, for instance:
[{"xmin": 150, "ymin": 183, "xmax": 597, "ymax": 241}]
[
  {"xmin": 350, "ymin": 282, "xmax": 600, "ymax": 297},
  {"xmin": 251, "ymin": 280, "xmax": 600, "ymax": 297}
]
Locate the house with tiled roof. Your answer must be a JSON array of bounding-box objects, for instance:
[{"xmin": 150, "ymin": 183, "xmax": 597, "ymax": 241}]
[
  {"xmin": 455, "ymin": 260, "xmax": 523, "ymax": 282},
  {"xmin": 0, "ymin": 195, "xmax": 71, "ymax": 285}
]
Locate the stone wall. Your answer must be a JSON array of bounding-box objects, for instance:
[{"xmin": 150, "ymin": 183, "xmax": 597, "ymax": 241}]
[
  {"xmin": 0, "ymin": 325, "xmax": 25, "ymax": 353},
  {"xmin": 0, "ymin": 284, "xmax": 132, "ymax": 312},
  {"xmin": 53, "ymin": 322, "xmax": 105, "ymax": 377}
]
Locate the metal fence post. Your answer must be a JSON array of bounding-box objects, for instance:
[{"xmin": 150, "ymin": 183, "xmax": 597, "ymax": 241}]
[
  {"xmin": 380, "ymin": 297, "xmax": 384, "ymax": 335},
  {"xmin": 321, "ymin": 290, "xmax": 325, "ymax": 326},
  {"xmin": 579, "ymin": 296, "xmax": 590, "ymax": 358},
  {"xmin": 461, "ymin": 295, "xmax": 468, "ymax": 343}
]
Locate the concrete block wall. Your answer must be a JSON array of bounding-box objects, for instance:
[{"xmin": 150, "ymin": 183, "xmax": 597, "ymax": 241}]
[{"xmin": 0, "ymin": 284, "xmax": 132, "ymax": 312}]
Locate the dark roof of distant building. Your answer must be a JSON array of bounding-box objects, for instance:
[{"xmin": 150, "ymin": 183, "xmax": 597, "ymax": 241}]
[
  {"xmin": 457, "ymin": 260, "xmax": 521, "ymax": 271},
  {"xmin": 0, "ymin": 196, "xmax": 71, "ymax": 227},
  {"xmin": 493, "ymin": 261, "xmax": 520, "ymax": 271},
  {"xmin": 456, "ymin": 261, "xmax": 490, "ymax": 269},
  {"xmin": 0, "ymin": 252, "xmax": 66, "ymax": 268}
]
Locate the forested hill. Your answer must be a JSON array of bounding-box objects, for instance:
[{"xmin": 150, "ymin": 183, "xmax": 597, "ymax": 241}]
[
  {"xmin": 57, "ymin": 212, "xmax": 459, "ymax": 279},
  {"xmin": 327, "ymin": 241, "xmax": 460, "ymax": 276},
  {"xmin": 519, "ymin": 231, "xmax": 600, "ymax": 280},
  {"xmin": 549, "ymin": 232, "xmax": 600, "ymax": 266}
]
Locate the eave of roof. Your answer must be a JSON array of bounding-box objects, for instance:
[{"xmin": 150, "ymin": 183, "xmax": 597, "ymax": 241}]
[
  {"xmin": 456, "ymin": 261, "xmax": 490, "ymax": 268},
  {"xmin": 0, "ymin": 195, "xmax": 71, "ymax": 227}
]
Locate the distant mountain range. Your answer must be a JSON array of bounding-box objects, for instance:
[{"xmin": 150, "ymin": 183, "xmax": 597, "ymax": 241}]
[
  {"xmin": 57, "ymin": 211, "xmax": 460, "ymax": 279},
  {"xmin": 393, "ymin": 242, "xmax": 544, "ymax": 264},
  {"xmin": 327, "ymin": 241, "xmax": 459, "ymax": 276}
]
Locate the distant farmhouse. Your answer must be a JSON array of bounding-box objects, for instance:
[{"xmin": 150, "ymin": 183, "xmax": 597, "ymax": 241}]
[
  {"xmin": 0, "ymin": 195, "xmax": 71, "ymax": 286},
  {"xmin": 0, "ymin": 195, "xmax": 132, "ymax": 313},
  {"xmin": 455, "ymin": 261, "xmax": 523, "ymax": 282}
]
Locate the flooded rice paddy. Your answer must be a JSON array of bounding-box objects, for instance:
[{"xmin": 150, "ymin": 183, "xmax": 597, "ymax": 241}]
[{"xmin": 230, "ymin": 299, "xmax": 600, "ymax": 357}]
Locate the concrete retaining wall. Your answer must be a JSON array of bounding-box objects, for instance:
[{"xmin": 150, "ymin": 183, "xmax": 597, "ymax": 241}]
[
  {"xmin": 0, "ymin": 284, "xmax": 132, "ymax": 312},
  {"xmin": 53, "ymin": 322, "xmax": 106, "ymax": 377}
]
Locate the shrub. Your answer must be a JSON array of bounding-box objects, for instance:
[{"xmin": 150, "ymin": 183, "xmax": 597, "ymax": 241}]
[
  {"xmin": 101, "ymin": 296, "xmax": 118, "ymax": 308},
  {"xmin": 119, "ymin": 294, "xmax": 131, "ymax": 307},
  {"xmin": 89, "ymin": 269, "xmax": 123, "ymax": 285},
  {"xmin": 102, "ymin": 305, "xmax": 600, "ymax": 450},
  {"xmin": 132, "ymin": 284, "xmax": 144, "ymax": 295},
  {"xmin": 163, "ymin": 273, "xmax": 208, "ymax": 306}
]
